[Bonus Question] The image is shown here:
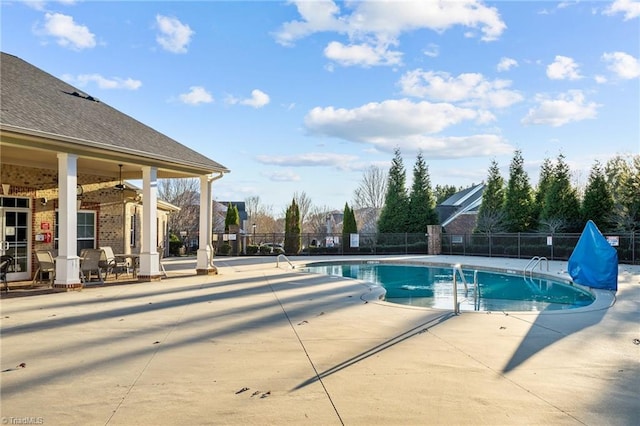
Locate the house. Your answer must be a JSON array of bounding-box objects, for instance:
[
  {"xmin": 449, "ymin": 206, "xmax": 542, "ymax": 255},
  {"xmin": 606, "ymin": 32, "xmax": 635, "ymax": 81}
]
[
  {"xmin": 436, "ymin": 184, "xmax": 484, "ymax": 235},
  {"xmin": 214, "ymin": 201, "xmax": 249, "ymax": 233},
  {"xmin": 0, "ymin": 52, "xmax": 229, "ymax": 289}
]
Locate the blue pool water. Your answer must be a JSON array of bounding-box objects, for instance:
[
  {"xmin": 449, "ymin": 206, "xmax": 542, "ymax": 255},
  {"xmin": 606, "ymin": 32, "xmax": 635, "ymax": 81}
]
[{"xmin": 300, "ymin": 262, "xmax": 595, "ymax": 312}]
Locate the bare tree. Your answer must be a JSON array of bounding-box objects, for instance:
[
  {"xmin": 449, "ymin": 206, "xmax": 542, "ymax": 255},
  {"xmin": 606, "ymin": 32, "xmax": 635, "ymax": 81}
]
[
  {"xmin": 244, "ymin": 196, "xmax": 261, "ymax": 223},
  {"xmin": 158, "ymin": 178, "xmax": 200, "ymax": 237},
  {"xmin": 354, "ymin": 207, "xmax": 379, "ymax": 233},
  {"xmin": 475, "ymin": 210, "xmax": 506, "ymax": 234},
  {"xmin": 244, "ymin": 195, "xmax": 278, "ymax": 235},
  {"xmin": 293, "ymin": 191, "xmax": 313, "ymax": 226},
  {"xmin": 352, "ymin": 166, "xmax": 387, "ymax": 230},
  {"xmin": 538, "ymin": 217, "xmax": 567, "ymax": 234},
  {"xmin": 306, "ymin": 205, "xmax": 333, "ymax": 234}
]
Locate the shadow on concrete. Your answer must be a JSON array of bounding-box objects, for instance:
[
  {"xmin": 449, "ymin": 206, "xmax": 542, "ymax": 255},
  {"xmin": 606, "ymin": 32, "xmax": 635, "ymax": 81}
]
[
  {"xmin": 502, "ymin": 288, "xmax": 622, "ymax": 373},
  {"xmin": 0, "ymin": 271, "xmax": 379, "ymax": 396},
  {"xmin": 291, "ymin": 311, "xmax": 454, "ymax": 391}
]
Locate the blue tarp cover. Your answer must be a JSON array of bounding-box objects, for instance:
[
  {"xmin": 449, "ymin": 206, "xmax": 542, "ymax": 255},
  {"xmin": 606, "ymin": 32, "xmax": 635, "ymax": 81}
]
[{"xmin": 568, "ymin": 220, "xmax": 618, "ymax": 291}]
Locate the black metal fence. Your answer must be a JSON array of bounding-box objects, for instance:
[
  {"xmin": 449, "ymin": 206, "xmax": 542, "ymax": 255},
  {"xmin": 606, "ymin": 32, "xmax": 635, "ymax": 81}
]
[
  {"xmin": 237, "ymin": 232, "xmax": 430, "ymax": 256},
  {"xmin": 441, "ymin": 232, "xmax": 639, "ymax": 265},
  {"xmin": 240, "ymin": 231, "xmax": 640, "ymax": 265}
]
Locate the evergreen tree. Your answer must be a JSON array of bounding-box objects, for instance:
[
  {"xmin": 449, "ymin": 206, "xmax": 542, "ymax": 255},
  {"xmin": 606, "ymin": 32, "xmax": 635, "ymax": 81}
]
[
  {"xmin": 605, "ymin": 154, "xmax": 640, "ymax": 231},
  {"xmin": 342, "ymin": 202, "xmax": 357, "ymax": 234},
  {"xmin": 342, "ymin": 202, "xmax": 358, "ymax": 249},
  {"xmin": 377, "ymin": 147, "xmax": 409, "ymax": 233},
  {"xmin": 284, "ymin": 198, "xmax": 301, "ymax": 254},
  {"xmin": 224, "ymin": 203, "xmax": 239, "ymax": 232},
  {"xmin": 407, "ymin": 151, "xmax": 438, "ymax": 232},
  {"xmin": 540, "ymin": 154, "xmax": 581, "ymax": 232},
  {"xmin": 434, "ymin": 184, "xmax": 459, "ymax": 205},
  {"xmin": 476, "ymin": 159, "xmax": 505, "ymax": 233},
  {"xmin": 504, "ymin": 149, "xmax": 534, "ymax": 232},
  {"xmin": 533, "ymin": 157, "xmax": 553, "ymax": 227},
  {"xmin": 582, "ymin": 161, "xmax": 614, "ymax": 231}
]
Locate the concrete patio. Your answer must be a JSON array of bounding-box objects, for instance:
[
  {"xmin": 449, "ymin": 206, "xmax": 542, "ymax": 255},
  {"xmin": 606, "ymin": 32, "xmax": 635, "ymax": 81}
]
[{"xmin": 1, "ymin": 255, "xmax": 638, "ymax": 425}]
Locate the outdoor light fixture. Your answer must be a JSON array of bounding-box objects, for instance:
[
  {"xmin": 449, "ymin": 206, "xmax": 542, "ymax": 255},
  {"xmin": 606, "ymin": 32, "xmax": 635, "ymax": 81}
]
[{"xmin": 115, "ymin": 164, "xmax": 125, "ymax": 191}]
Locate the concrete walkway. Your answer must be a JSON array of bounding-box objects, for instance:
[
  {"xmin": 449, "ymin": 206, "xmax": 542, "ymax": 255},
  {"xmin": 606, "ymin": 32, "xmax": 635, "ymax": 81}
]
[{"xmin": 1, "ymin": 255, "xmax": 638, "ymax": 425}]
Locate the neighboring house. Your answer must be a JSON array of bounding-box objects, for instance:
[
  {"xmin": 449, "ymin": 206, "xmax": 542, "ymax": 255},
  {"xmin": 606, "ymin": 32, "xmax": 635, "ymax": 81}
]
[
  {"xmin": 215, "ymin": 201, "xmax": 248, "ymax": 232},
  {"xmin": 436, "ymin": 184, "xmax": 485, "ymax": 235},
  {"xmin": 0, "ymin": 52, "xmax": 229, "ymax": 288},
  {"xmin": 325, "ymin": 210, "xmax": 344, "ymax": 234}
]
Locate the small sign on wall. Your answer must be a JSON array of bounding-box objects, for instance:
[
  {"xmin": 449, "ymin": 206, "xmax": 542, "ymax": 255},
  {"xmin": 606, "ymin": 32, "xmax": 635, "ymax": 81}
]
[
  {"xmin": 41, "ymin": 222, "xmax": 50, "ymax": 230},
  {"xmin": 546, "ymin": 236, "xmax": 553, "ymax": 246},
  {"xmin": 606, "ymin": 236, "xmax": 619, "ymax": 247}
]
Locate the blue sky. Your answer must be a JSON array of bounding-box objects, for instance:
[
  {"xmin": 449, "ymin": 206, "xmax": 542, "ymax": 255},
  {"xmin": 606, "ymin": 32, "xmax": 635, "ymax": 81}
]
[{"xmin": 2, "ymin": 0, "xmax": 639, "ymax": 214}]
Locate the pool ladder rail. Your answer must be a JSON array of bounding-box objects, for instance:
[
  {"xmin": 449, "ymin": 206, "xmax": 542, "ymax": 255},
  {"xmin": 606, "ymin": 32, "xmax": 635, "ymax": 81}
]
[
  {"xmin": 276, "ymin": 253, "xmax": 295, "ymax": 269},
  {"xmin": 524, "ymin": 256, "xmax": 548, "ymax": 277},
  {"xmin": 452, "ymin": 264, "xmax": 480, "ymax": 314}
]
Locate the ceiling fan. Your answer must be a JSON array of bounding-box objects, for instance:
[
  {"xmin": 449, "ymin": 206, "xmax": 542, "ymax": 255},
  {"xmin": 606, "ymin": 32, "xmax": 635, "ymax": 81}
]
[{"xmin": 114, "ymin": 164, "xmax": 126, "ymax": 191}]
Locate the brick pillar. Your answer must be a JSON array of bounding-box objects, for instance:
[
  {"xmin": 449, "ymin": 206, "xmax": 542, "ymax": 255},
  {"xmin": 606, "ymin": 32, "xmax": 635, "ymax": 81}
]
[{"xmin": 427, "ymin": 225, "xmax": 442, "ymax": 255}]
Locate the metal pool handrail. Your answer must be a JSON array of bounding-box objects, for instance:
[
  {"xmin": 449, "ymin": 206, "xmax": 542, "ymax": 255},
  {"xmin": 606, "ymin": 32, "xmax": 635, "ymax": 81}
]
[
  {"xmin": 524, "ymin": 256, "xmax": 548, "ymax": 277},
  {"xmin": 276, "ymin": 254, "xmax": 295, "ymax": 269},
  {"xmin": 452, "ymin": 264, "xmax": 479, "ymax": 314}
]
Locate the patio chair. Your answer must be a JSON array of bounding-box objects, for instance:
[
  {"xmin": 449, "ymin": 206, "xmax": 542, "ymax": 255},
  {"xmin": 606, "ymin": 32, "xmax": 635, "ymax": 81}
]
[
  {"xmin": 33, "ymin": 250, "xmax": 56, "ymax": 287},
  {"xmin": 0, "ymin": 255, "xmax": 14, "ymax": 292},
  {"xmin": 99, "ymin": 246, "xmax": 129, "ymax": 279},
  {"xmin": 80, "ymin": 249, "xmax": 104, "ymax": 284}
]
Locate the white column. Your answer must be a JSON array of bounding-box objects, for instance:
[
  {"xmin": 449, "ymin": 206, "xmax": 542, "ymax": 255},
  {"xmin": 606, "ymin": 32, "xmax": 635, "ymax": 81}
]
[
  {"xmin": 196, "ymin": 175, "xmax": 215, "ymax": 274},
  {"xmin": 54, "ymin": 153, "xmax": 82, "ymax": 288},
  {"xmin": 139, "ymin": 166, "xmax": 160, "ymax": 280}
]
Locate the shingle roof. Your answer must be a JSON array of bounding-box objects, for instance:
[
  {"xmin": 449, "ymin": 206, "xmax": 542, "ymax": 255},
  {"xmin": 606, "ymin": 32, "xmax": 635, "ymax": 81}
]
[
  {"xmin": 440, "ymin": 183, "xmax": 484, "ymax": 207},
  {"xmin": 0, "ymin": 52, "xmax": 228, "ymax": 174}
]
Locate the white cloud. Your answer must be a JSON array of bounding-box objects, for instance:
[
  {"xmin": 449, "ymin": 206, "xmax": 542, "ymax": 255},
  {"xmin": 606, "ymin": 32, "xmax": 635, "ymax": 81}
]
[
  {"xmin": 262, "ymin": 170, "xmax": 301, "ymax": 182},
  {"xmin": 256, "ymin": 153, "xmax": 359, "ymax": 171},
  {"xmin": 302, "ymin": 99, "xmax": 509, "ymax": 157},
  {"xmin": 398, "ymin": 70, "xmax": 523, "ymax": 109},
  {"xmin": 242, "ymin": 89, "xmax": 270, "ymax": 108},
  {"xmin": 226, "ymin": 89, "xmax": 271, "ymax": 108},
  {"xmin": 305, "ymin": 99, "xmax": 482, "ymax": 141},
  {"xmin": 39, "ymin": 12, "xmax": 96, "ymax": 50},
  {"xmin": 156, "ymin": 15, "xmax": 194, "ymax": 54},
  {"xmin": 594, "ymin": 75, "xmax": 608, "ymax": 84},
  {"xmin": 522, "ymin": 90, "xmax": 599, "ymax": 127},
  {"xmin": 423, "ymin": 43, "xmax": 439, "ymax": 58},
  {"xmin": 497, "ymin": 57, "xmax": 518, "ymax": 72},
  {"xmin": 272, "ymin": 0, "xmax": 347, "ymax": 47},
  {"xmin": 404, "ymin": 134, "xmax": 512, "ymax": 158},
  {"xmin": 603, "ymin": 0, "xmax": 640, "ymax": 20},
  {"xmin": 61, "ymin": 73, "xmax": 142, "ymax": 90},
  {"xmin": 274, "ymin": 0, "xmax": 506, "ymax": 67},
  {"xmin": 26, "ymin": 1, "xmax": 78, "ymax": 11},
  {"xmin": 546, "ymin": 55, "xmax": 582, "ymax": 80},
  {"xmin": 602, "ymin": 51, "xmax": 640, "ymax": 79},
  {"xmin": 324, "ymin": 41, "xmax": 403, "ymax": 67},
  {"xmin": 25, "ymin": 1, "xmax": 47, "ymax": 10},
  {"xmin": 179, "ymin": 86, "xmax": 213, "ymax": 105}
]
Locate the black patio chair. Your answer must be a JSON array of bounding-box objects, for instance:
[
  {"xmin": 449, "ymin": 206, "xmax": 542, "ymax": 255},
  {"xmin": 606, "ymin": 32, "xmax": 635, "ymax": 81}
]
[{"xmin": 1, "ymin": 254, "xmax": 15, "ymax": 292}]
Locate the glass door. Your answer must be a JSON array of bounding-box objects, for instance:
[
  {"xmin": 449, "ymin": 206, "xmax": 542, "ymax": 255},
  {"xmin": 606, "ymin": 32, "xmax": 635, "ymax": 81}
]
[{"xmin": 0, "ymin": 200, "xmax": 31, "ymax": 281}]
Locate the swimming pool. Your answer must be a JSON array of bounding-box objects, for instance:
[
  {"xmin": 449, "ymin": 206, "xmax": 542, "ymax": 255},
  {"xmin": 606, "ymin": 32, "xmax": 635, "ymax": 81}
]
[{"xmin": 300, "ymin": 262, "xmax": 595, "ymax": 312}]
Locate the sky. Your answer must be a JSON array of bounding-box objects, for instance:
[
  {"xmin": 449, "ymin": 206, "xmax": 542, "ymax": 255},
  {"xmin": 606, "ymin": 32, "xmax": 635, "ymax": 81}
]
[{"xmin": 1, "ymin": 0, "xmax": 639, "ymax": 215}]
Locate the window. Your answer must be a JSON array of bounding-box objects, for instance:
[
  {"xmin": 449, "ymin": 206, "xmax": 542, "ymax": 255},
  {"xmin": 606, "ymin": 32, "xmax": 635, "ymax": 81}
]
[
  {"xmin": 55, "ymin": 211, "xmax": 96, "ymax": 255},
  {"xmin": 130, "ymin": 214, "xmax": 137, "ymax": 247}
]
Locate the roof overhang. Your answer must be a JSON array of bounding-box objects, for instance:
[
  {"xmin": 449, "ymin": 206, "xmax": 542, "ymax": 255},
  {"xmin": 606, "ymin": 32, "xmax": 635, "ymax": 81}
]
[{"xmin": 0, "ymin": 124, "xmax": 230, "ymax": 180}]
